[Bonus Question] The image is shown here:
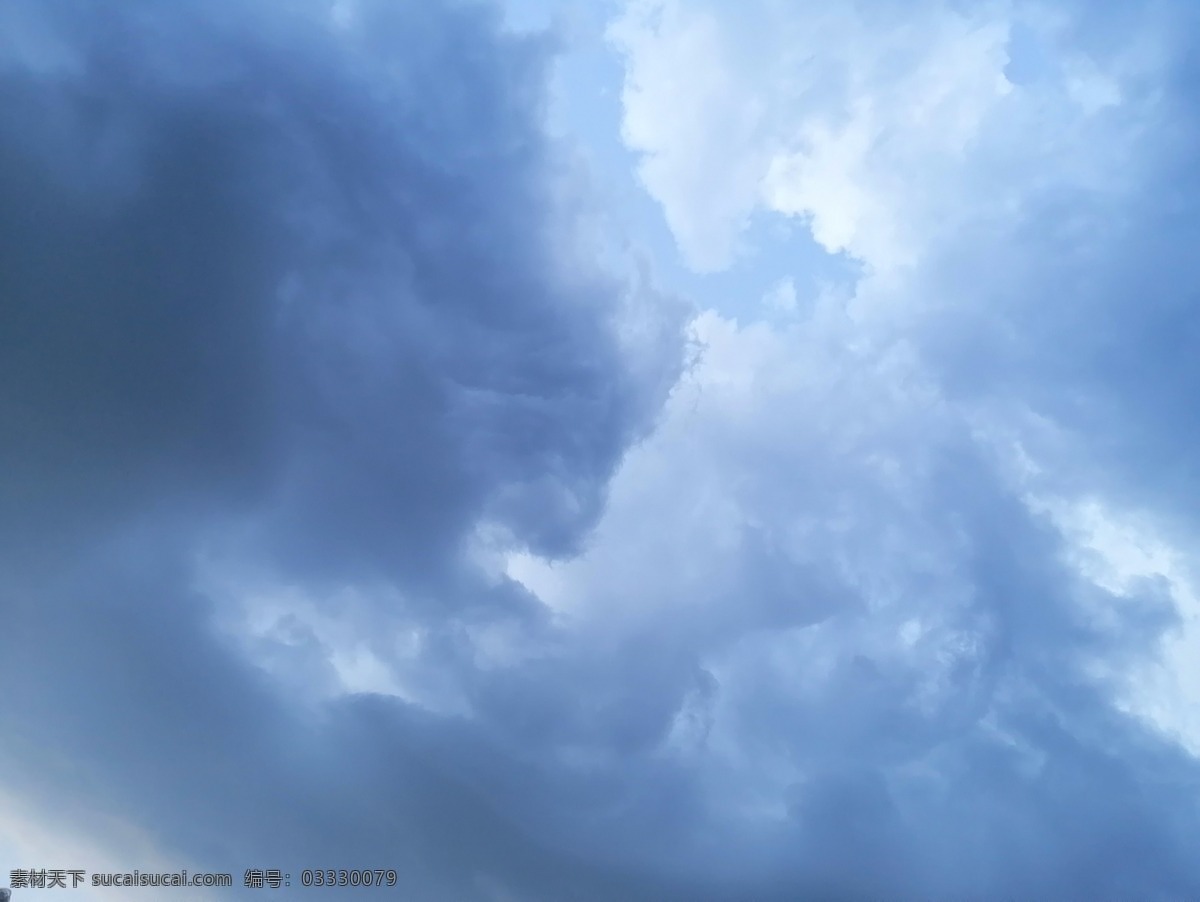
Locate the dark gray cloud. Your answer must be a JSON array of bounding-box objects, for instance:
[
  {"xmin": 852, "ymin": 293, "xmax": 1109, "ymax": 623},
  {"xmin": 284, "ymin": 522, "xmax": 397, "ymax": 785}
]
[{"xmin": 0, "ymin": 0, "xmax": 684, "ymax": 897}]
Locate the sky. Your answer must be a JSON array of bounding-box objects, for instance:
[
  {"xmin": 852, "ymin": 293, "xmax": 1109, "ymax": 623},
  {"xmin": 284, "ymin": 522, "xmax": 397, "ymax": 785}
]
[{"xmin": 3, "ymin": 0, "xmax": 1200, "ymax": 900}]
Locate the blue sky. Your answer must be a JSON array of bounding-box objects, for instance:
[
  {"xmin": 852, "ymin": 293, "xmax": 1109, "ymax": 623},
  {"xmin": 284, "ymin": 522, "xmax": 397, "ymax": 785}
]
[{"xmin": 3, "ymin": 0, "xmax": 1200, "ymax": 899}]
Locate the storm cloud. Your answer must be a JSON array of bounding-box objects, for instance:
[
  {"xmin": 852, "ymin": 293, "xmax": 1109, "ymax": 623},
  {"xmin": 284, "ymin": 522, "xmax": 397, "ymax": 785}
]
[{"xmin": 1, "ymin": 0, "xmax": 684, "ymax": 897}]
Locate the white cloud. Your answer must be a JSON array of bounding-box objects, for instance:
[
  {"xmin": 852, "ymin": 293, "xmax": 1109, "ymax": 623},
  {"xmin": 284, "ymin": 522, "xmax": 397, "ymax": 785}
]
[
  {"xmin": 758, "ymin": 10, "xmax": 1013, "ymax": 272},
  {"xmin": 610, "ymin": 0, "xmax": 1158, "ymax": 278},
  {"xmin": 607, "ymin": 0, "xmax": 769, "ymax": 271}
]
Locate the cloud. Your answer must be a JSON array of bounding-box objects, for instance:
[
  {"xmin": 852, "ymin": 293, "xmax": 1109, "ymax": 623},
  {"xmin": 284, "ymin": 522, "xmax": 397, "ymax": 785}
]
[
  {"xmin": 0, "ymin": 0, "xmax": 685, "ymax": 897},
  {"xmin": 7, "ymin": 0, "xmax": 1200, "ymax": 899},
  {"xmin": 556, "ymin": 0, "xmax": 1200, "ymax": 897},
  {"xmin": 492, "ymin": 285, "xmax": 1200, "ymax": 898},
  {"xmin": 609, "ymin": 0, "xmax": 1170, "ymax": 278},
  {"xmin": 606, "ymin": 0, "xmax": 771, "ymax": 272}
]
